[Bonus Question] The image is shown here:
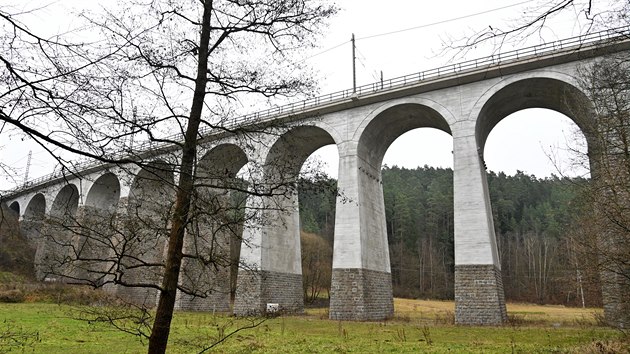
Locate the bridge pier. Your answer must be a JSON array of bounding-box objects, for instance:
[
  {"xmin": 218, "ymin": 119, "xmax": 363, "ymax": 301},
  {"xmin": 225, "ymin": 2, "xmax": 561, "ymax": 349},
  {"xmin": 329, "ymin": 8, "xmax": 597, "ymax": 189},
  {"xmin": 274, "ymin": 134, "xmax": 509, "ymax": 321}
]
[
  {"xmin": 452, "ymin": 130, "xmax": 507, "ymax": 325},
  {"xmin": 329, "ymin": 150, "xmax": 394, "ymax": 321},
  {"xmin": 234, "ymin": 188, "xmax": 304, "ymax": 316}
]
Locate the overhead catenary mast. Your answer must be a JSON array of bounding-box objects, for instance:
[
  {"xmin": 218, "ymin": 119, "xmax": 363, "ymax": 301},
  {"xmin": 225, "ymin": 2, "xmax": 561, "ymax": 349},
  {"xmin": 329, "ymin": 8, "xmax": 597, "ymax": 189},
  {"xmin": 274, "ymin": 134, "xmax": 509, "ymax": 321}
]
[
  {"xmin": 22, "ymin": 150, "xmax": 32, "ymax": 186},
  {"xmin": 352, "ymin": 33, "xmax": 356, "ymax": 93}
]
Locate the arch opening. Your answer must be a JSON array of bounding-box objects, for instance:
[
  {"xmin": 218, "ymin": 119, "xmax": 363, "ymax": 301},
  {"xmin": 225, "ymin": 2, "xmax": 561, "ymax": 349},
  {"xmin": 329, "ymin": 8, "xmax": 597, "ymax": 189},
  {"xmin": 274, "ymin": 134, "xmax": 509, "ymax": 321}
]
[
  {"xmin": 256, "ymin": 125, "xmax": 338, "ymax": 311},
  {"xmin": 359, "ymin": 103, "xmax": 451, "ymax": 169},
  {"xmin": 299, "ymin": 144, "xmax": 339, "ymax": 304},
  {"xmin": 476, "ymin": 77, "xmax": 594, "ymax": 155},
  {"xmin": 359, "ymin": 104, "xmax": 455, "ymax": 303},
  {"xmin": 381, "ymin": 128, "xmax": 455, "ymax": 300},
  {"xmin": 24, "ymin": 194, "xmax": 45, "ymax": 220},
  {"xmin": 477, "ymin": 78, "xmax": 597, "ymax": 307},
  {"xmin": 50, "ymin": 185, "xmax": 80, "ymax": 218},
  {"xmin": 85, "ymin": 173, "xmax": 121, "ymax": 210},
  {"xmin": 8, "ymin": 201, "xmax": 20, "ymax": 216},
  {"xmin": 485, "ymin": 108, "xmax": 589, "ymax": 178},
  {"xmin": 69, "ymin": 172, "xmax": 121, "ymax": 286}
]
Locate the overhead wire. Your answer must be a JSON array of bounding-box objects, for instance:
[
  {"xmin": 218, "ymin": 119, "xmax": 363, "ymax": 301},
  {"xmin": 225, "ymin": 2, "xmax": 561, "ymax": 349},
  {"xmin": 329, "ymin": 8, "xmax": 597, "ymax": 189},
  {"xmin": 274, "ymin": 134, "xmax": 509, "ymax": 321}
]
[
  {"xmin": 267, "ymin": 0, "xmax": 532, "ymax": 83},
  {"xmin": 291, "ymin": 0, "xmax": 531, "ymax": 75},
  {"xmin": 356, "ymin": 0, "xmax": 532, "ymax": 41}
]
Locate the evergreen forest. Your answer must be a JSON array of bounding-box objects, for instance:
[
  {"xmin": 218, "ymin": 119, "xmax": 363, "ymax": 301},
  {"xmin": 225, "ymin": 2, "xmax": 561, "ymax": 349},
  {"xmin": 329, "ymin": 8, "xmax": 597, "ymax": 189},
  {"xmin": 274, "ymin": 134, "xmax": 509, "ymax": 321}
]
[{"xmin": 298, "ymin": 166, "xmax": 601, "ymax": 307}]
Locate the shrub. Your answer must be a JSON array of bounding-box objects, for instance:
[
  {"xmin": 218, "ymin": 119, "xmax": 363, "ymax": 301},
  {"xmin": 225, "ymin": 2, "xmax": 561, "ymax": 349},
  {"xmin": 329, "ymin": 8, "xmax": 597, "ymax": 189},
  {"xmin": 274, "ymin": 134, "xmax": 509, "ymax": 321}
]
[{"xmin": 0, "ymin": 289, "xmax": 25, "ymax": 303}]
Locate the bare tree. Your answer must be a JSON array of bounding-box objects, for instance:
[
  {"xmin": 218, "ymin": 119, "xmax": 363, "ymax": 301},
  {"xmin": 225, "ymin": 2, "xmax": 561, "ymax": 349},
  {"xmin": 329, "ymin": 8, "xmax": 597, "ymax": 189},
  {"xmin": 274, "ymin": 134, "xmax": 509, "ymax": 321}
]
[
  {"xmin": 571, "ymin": 55, "xmax": 630, "ymax": 328},
  {"xmin": 1, "ymin": 1, "xmax": 336, "ymax": 352},
  {"xmin": 446, "ymin": 0, "xmax": 629, "ymax": 327},
  {"xmin": 300, "ymin": 231, "xmax": 332, "ymax": 304},
  {"xmin": 446, "ymin": 0, "xmax": 629, "ymax": 55}
]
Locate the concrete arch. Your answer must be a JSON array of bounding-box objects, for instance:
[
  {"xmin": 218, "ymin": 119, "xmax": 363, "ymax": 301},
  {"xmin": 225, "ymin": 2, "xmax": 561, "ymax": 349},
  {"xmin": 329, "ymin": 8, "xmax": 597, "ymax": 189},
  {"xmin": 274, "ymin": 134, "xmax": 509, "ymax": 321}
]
[
  {"xmin": 234, "ymin": 125, "xmax": 339, "ymax": 316},
  {"xmin": 473, "ymin": 73, "xmax": 594, "ymax": 155},
  {"xmin": 355, "ymin": 100, "xmax": 454, "ymax": 169},
  {"xmin": 453, "ymin": 72, "xmax": 594, "ymax": 325},
  {"xmin": 198, "ymin": 143, "xmax": 249, "ymax": 180},
  {"xmin": 263, "ymin": 124, "xmax": 338, "ymax": 268},
  {"xmin": 85, "ymin": 172, "xmax": 120, "ymax": 210},
  {"xmin": 8, "ymin": 201, "xmax": 20, "ymax": 216},
  {"xmin": 292, "ymin": 118, "xmax": 344, "ymax": 150},
  {"xmin": 265, "ymin": 125, "xmax": 337, "ymax": 178},
  {"xmin": 50, "ymin": 184, "xmax": 80, "ymax": 218},
  {"xmin": 128, "ymin": 160, "xmax": 175, "ymax": 205},
  {"xmin": 329, "ymin": 100, "xmax": 454, "ymax": 321},
  {"xmin": 24, "ymin": 193, "xmax": 46, "ymax": 220}
]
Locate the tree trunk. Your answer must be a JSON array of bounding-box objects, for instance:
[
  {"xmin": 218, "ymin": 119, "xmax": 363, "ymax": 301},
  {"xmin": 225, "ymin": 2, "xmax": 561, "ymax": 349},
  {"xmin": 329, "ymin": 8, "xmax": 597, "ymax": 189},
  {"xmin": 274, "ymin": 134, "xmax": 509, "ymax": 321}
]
[{"xmin": 147, "ymin": 1, "xmax": 212, "ymax": 353}]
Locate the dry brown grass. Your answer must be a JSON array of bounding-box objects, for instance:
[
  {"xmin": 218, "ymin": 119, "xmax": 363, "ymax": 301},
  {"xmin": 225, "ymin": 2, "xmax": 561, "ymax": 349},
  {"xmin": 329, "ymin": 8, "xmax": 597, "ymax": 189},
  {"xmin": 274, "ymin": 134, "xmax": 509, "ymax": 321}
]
[{"xmin": 307, "ymin": 298, "xmax": 606, "ymax": 327}]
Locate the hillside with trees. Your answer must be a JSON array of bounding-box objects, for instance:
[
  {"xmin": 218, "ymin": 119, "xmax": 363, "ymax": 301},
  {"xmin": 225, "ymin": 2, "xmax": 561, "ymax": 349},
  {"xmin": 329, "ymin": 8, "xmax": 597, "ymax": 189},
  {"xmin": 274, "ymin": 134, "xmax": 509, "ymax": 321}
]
[{"xmin": 299, "ymin": 166, "xmax": 601, "ymax": 307}]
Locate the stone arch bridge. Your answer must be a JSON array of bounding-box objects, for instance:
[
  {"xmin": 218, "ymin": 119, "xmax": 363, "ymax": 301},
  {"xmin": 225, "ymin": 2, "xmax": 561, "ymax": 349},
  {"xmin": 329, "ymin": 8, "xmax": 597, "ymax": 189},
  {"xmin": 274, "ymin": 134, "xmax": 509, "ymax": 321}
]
[{"xmin": 3, "ymin": 28, "xmax": 629, "ymax": 325}]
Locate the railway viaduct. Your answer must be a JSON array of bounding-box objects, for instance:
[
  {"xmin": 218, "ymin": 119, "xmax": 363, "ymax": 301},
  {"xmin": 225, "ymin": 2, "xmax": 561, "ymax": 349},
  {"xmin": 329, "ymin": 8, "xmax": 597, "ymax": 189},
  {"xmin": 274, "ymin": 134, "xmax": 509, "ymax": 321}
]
[{"xmin": 3, "ymin": 28, "xmax": 629, "ymax": 326}]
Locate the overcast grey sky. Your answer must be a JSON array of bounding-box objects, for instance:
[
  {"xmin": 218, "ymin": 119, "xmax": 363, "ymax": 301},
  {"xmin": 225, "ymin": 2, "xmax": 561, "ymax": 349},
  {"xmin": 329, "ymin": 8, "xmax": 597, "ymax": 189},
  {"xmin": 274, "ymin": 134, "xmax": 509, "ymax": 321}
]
[{"xmin": 2, "ymin": 0, "xmax": 601, "ymax": 191}]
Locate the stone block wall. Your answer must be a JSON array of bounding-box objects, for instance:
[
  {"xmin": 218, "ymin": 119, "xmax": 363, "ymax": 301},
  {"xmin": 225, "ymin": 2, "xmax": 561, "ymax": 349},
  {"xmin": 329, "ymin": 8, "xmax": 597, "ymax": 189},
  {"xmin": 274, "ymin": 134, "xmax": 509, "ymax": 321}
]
[
  {"xmin": 233, "ymin": 270, "xmax": 303, "ymax": 316},
  {"xmin": 234, "ymin": 270, "xmax": 263, "ymax": 316},
  {"xmin": 329, "ymin": 268, "xmax": 394, "ymax": 321},
  {"xmin": 454, "ymin": 264, "xmax": 507, "ymax": 325}
]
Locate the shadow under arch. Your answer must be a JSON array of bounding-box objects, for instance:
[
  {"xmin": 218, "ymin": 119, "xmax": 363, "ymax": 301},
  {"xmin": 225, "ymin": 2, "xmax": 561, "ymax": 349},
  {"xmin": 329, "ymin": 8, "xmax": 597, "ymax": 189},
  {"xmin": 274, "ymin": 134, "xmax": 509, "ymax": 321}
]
[
  {"xmin": 198, "ymin": 143, "xmax": 249, "ymax": 180},
  {"xmin": 8, "ymin": 201, "xmax": 20, "ymax": 215},
  {"xmin": 476, "ymin": 77, "xmax": 595, "ymax": 156},
  {"xmin": 24, "ymin": 193, "xmax": 46, "ymax": 220},
  {"xmin": 50, "ymin": 184, "xmax": 80, "ymax": 218},
  {"xmin": 85, "ymin": 172, "xmax": 121, "ymax": 210},
  {"xmin": 22, "ymin": 193, "xmax": 46, "ymax": 240}
]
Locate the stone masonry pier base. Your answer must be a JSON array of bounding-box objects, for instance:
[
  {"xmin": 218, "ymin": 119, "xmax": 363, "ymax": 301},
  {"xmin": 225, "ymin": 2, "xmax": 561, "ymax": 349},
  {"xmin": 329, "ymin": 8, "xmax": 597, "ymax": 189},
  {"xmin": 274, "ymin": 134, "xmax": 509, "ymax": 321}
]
[
  {"xmin": 329, "ymin": 268, "xmax": 394, "ymax": 321},
  {"xmin": 233, "ymin": 269, "xmax": 303, "ymax": 316},
  {"xmin": 455, "ymin": 264, "xmax": 507, "ymax": 325}
]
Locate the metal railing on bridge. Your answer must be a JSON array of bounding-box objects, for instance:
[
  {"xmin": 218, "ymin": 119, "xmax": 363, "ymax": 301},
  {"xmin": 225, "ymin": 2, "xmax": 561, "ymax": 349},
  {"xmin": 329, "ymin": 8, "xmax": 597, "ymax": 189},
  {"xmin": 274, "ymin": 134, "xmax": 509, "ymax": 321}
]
[{"xmin": 6, "ymin": 26, "xmax": 630, "ymax": 195}]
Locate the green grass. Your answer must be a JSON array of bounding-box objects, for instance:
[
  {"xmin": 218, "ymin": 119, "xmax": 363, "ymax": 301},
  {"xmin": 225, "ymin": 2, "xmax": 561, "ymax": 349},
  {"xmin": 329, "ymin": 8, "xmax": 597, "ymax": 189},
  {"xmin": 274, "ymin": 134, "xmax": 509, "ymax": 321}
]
[{"xmin": 0, "ymin": 300, "xmax": 626, "ymax": 353}]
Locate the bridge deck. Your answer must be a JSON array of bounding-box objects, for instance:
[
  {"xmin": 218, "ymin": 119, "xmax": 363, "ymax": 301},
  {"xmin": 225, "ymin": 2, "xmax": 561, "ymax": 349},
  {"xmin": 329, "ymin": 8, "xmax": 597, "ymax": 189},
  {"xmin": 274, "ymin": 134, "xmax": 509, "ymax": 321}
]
[{"xmin": 4, "ymin": 26, "xmax": 630, "ymax": 197}]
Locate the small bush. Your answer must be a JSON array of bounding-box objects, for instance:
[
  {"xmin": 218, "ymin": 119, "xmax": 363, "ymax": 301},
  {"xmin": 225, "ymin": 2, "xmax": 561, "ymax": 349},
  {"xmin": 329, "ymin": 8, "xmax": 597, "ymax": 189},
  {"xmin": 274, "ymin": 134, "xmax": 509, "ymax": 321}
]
[
  {"xmin": 571, "ymin": 339, "xmax": 630, "ymax": 354},
  {"xmin": 592, "ymin": 311, "xmax": 611, "ymax": 327},
  {"xmin": 508, "ymin": 314, "xmax": 526, "ymax": 327},
  {"xmin": 0, "ymin": 272, "xmax": 26, "ymax": 284},
  {"xmin": 434, "ymin": 310, "xmax": 454, "ymax": 325},
  {"xmin": 0, "ymin": 289, "xmax": 25, "ymax": 303}
]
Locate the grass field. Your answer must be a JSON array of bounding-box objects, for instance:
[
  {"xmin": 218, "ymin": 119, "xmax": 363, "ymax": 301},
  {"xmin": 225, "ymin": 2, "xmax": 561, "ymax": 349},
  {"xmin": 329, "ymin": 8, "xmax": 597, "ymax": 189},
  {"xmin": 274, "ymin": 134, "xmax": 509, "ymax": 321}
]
[{"xmin": 0, "ymin": 299, "xmax": 627, "ymax": 353}]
